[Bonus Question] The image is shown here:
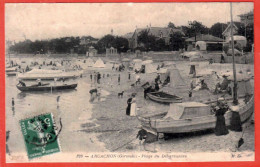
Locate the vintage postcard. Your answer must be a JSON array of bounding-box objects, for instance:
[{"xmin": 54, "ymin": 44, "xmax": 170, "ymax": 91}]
[{"xmin": 5, "ymin": 2, "xmax": 254, "ymax": 163}]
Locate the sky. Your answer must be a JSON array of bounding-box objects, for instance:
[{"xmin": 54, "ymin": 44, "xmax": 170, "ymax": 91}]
[{"xmin": 5, "ymin": 2, "xmax": 253, "ymax": 42}]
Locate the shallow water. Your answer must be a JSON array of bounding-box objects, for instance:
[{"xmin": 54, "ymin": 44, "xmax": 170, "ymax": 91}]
[{"xmin": 5, "ymin": 68, "xmax": 107, "ymax": 161}]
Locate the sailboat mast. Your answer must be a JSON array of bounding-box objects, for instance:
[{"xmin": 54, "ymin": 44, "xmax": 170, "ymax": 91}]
[{"xmin": 230, "ymin": 2, "xmax": 238, "ymax": 105}]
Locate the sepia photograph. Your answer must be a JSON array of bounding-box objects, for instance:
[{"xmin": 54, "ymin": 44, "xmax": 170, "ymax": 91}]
[{"xmin": 5, "ymin": 2, "xmax": 254, "ymax": 162}]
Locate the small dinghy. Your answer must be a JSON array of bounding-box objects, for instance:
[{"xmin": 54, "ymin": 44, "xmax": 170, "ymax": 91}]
[{"xmin": 147, "ymin": 91, "xmax": 183, "ymax": 104}]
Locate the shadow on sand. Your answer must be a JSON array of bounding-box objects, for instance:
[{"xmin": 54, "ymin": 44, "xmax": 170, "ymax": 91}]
[{"xmin": 164, "ymin": 129, "xmax": 215, "ymax": 140}]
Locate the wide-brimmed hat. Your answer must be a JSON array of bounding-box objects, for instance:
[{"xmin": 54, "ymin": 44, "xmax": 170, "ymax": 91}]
[
  {"xmin": 218, "ymin": 97, "xmax": 224, "ymax": 101},
  {"xmin": 230, "ymin": 105, "xmax": 240, "ymax": 112}
]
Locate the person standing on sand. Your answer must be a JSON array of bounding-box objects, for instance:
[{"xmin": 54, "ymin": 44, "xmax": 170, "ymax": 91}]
[
  {"xmin": 118, "ymin": 74, "xmax": 121, "ymax": 85},
  {"xmin": 11, "ymin": 98, "xmax": 15, "ymax": 107},
  {"xmin": 214, "ymin": 100, "xmax": 229, "ymax": 136},
  {"xmin": 220, "ymin": 54, "xmax": 225, "ymax": 63},
  {"xmin": 128, "ymin": 72, "xmax": 131, "ymax": 80},
  {"xmin": 97, "ymin": 72, "xmax": 101, "ymax": 84},
  {"xmin": 229, "ymin": 106, "xmax": 242, "ymax": 132},
  {"xmin": 90, "ymin": 73, "xmax": 92, "ymax": 82},
  {"xmin": 126, "ymin": 95, "xmax": 133, "ymax": 116},
  {"xmin": 6, "ymin": 131, "xmax": 11, "ymax": 155},
  {"xmin": 229, "ymin": 105, "xmax": 244, "ymax": 151},
  {"xmin": 112, "ymin": 63, "xmax": 115, "ymax": 70},
  {"xmin": 130, "ymin": 94, "xmax": 136, "ymax": 117}
]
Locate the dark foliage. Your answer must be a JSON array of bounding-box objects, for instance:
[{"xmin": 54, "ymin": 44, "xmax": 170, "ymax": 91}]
[
  {"xmin": 169, "ymin": 31, "xmax": 185, "ymax": 51},
  {"xmin": 210, "ymin": 23, "xmax": 228, "ymax": 38}
]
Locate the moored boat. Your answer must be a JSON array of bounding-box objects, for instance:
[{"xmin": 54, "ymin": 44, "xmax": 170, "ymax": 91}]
[
  {"xmin": 16, "ymin": 83, "xmax": 78, "ymax": 92},
  {"xmin": 6, "ymin": 72, "xmax": 18, "ymax": 76},
  {"xmin": 17, "ymin": 69, "xmax": 82, "ymax": 80},
  {"xmin": 138, "ymin": 95, "xmax": 254, "ymax": 134},
  {"xmin": 6, "ymin": 67, "xmax": 18, "ymax": 76},
  {"xmin": 147, "ymin": 91, "xmax": 183, "ymax": 104}
]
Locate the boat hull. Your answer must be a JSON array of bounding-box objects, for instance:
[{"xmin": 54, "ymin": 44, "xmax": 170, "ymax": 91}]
[
  {"xmin": 17, "ymin": 70, "xmax": 83, "ymax": 81},
  {"xmin": 147, "ymin": 91, "xmax": 182, "ymax": 104},
  {"xmin": 6, "ymin": 72, "xmax": 17, "ymax": 76},
  {"xmin": 140, "ymin": 96, "xmax": 254, "ymax": 134},
  {"xmin": 16, "ymin": 84, "xmax": 78, "ymax": 92}
]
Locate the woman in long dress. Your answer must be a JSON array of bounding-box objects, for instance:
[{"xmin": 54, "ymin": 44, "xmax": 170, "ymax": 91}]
[
  {"xmin": 130, "ymin": 95, "xmax": 136, "ymax": 117},
  {"xmin": 126, "ymin": 96, "xmax": 132, "ymax": 116},
  {"xmin": 229, "ymin": 106, "xmax": 242, "ymax": 132},
  {"xmin": 229, "ymin": 105, "xmax": 243, "ymax": 151},
  {"xmin": 214, "ymin": 102, "xmax": 229, "ymax": 136}
]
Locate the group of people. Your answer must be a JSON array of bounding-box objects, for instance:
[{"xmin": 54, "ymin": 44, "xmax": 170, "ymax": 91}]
[
  {"xmin": 214, "ymin": 75, "xmax": 232, "ymax": 95},
  {"xmin": 143, "ymin": 74, "xmax": 161, "ymax": 99},
  {"xmin": 156, "ymin": 63, "xmax": 165, "ymax": 70},
  {"xmin": 112, "ymin": 63, "xmax": 125, "ymax": 72},
  {"xmin": 190, "ymin": 78, "xmax": 209, "ymax": 91},
  {"xmin": 8, "ymin": 60, "xmax": 18, "ymax": 67},
  {"xmin": 90, "ymin": 72, "xmax": 102, "ymax": 84}
]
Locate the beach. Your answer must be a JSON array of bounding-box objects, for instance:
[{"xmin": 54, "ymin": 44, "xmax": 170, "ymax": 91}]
[{"xmin": 5, "ymin": 55, "xmax": 255, "ymax": 162}]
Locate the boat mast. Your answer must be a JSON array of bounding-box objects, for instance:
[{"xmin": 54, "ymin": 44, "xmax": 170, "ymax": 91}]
[{"xmin": 230, "ymin": 2, "xmax": 238, "ymax": 105}]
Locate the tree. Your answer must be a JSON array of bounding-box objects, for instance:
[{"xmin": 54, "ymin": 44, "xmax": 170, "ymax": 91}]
[
  {"xmin": 210, "ymin": 23, "xmax": 228, "ymax": 38},
  {"xmin": 9, "ymin": 36, "xmax": 85, "ymax": 54},
  {"xmin": 112, "ymin": 37, "xmax": 129, "ymax": 53},
  {"xmin": 96, "ymin": 35, "xmax": 115, "ymax": 53},
  {"xmin": 168, "ymin": 22, "xmax": 176, "ymax": 29},
  {"xmin": 137, "ymin": 30, "xmax": 157, "ymax": 51},
  {"xmin": 169, "ymin": 31, "xmax": 185, "ymax": 51},
  {"xmin": 188, "ymin": 21, "xmax": 209, "ymax": 40},
  {"xmin": 96, "ymin": 35, "xmax": 129, "ymax": 54},
  {"xmin": 237, "ymin": 22, "xmax": 254, "ymax": 43},
  {"xmin": 155, "ymin": 38, "xmax": 168, "ymax": 51},
  {"xmin": 178, "ymin": 26, "xmax": 193, "ymax": 37}
]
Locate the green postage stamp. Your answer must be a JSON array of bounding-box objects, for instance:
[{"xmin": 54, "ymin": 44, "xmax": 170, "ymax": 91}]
[{"xmin": 20, "ymin": 113, "xmax": 60, "ymax": 159}]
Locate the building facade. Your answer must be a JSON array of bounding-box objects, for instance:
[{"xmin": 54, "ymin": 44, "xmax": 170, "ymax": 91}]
[{"xmin": 128, "ymin": 26, "xmax": 184, "ymax": 49}]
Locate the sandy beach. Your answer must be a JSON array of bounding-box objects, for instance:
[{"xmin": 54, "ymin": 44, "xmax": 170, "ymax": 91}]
[
  {"xmin": 5, "ymin": 55, "xmax": 254, "ymax": 162},
  {"xmin": 79, "ymin": 60, "xmax": 254, "ymax": 153}
]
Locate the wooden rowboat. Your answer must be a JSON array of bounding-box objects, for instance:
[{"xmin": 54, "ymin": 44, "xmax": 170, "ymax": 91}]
[
  {"xmin": 147, "ymin": 91, "xmax": 182, "ymax": 104},
  {"xmin": 16, "ymin": 83, "xmax": 78, "ymax": 92}
]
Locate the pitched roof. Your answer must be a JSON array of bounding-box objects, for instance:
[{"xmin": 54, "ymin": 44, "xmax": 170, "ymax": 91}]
[
  {"xmin": 132, "ymin": 27, "xmax": 184, "ymax": 38},
  {"xmin": 148, "ymin": 27, "xmax": 184, "ymax": 37},
  {"xmin": 222, "ymin": 23, "xmax": 239, "ymax": 35},
  {"xmin": 148, "ymin": 27, "xmax": 172, "ymax": 38},
  {"xmin": 185, "ymin": 34, "xmax": 224, "ymax": 42},
  {"xmin": 123, "ymin": 32, "xmax": 134, "ymax": 39}
]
